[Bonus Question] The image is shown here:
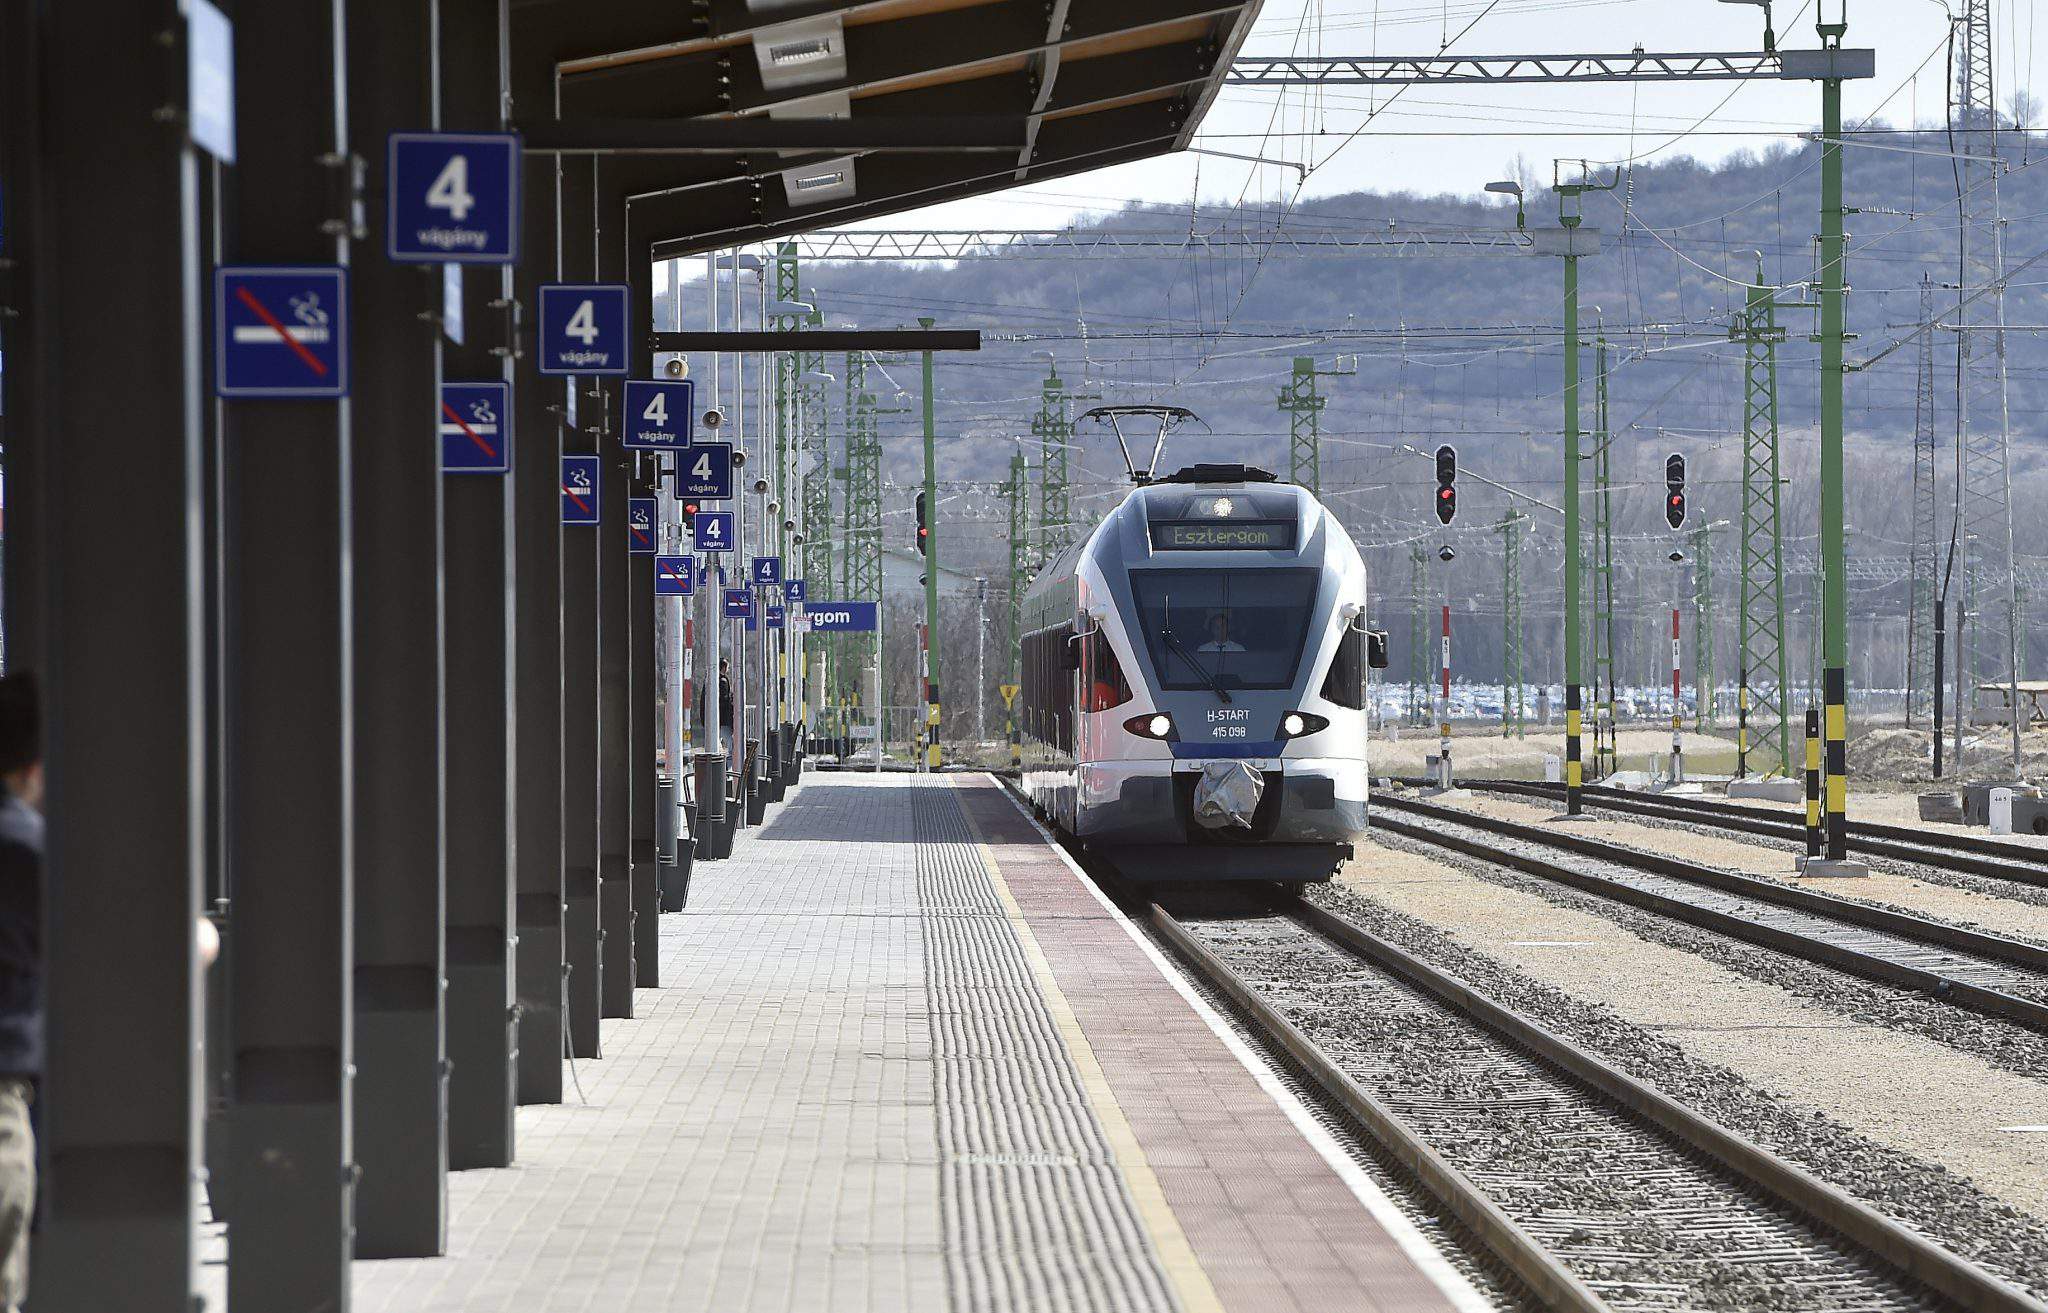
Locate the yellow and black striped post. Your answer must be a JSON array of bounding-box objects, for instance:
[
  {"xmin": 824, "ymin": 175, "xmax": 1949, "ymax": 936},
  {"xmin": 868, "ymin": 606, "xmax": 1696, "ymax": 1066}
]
[
  {"xmin": 1803, "ymin": 707, "xmax": 1822, "ymax": 864},
  {"xmin": 1823, "ymin": 668, "xmax": 1848, "ymax": 861},
  {"xmin": 1565, "ymin": 683, "xmax": 1583, "ymax": 813},
  {"xmin": 1736, "ymin": 665, "xmax": 1751, "ymax": 778}
]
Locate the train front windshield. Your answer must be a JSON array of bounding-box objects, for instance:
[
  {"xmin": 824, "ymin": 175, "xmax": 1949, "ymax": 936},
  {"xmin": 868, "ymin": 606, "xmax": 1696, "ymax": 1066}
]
[{"xmin": 1130, "ymin": 569, "xmax": 1318, "ymax": 692}]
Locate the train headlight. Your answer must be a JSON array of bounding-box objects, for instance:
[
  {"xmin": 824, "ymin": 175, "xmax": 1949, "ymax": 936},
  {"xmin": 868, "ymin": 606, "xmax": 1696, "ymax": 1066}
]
[
  {"xmin": 1279, "ymin": 710, "xmax": 1329, "ymax": 740},
  {"xmin": 1123, "ymin": 712, "xmax": 1177, "ymax": 741}
]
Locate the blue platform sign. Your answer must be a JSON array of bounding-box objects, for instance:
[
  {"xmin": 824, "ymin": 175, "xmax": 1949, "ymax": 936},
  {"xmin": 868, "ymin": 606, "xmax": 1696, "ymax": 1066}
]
[
  {"xmin": 784, "ymin": 579, "xmax": 807, "ymax": 606},
  {"xmin": 693, "ymin": 510, "xmax": 734, "ymax": 553},
  {"xmin": 804, "ymin": 600, "xmax": 879, "ymax": 633},
  {"xmin": 745, "ymin": 601, "xmax": 786, "ymax": 632},
  {"xmin": 537, "ymin": 284, "xmax": 628, "ymax": 375},
  {"xmin": 387, "ymin": 132, "xmax": 520, "ymax": 264},
  {"xmin": 752, "ymin": 555, "xmax": 781, "ymax": 587},
  {"xmin": 654, "ymin": 555, "xmax": 695, "ymax": 596},
  {"xmin": 439, "ymin": 381, "xmax": 511, "ymax": 474},
  {"xmin": 676, "ymin": 443, "xmax": 734, "ymax": 500},
  {"xmin": 627, "ymin": 497, "xmax": 657, "ymax": 554},
  {"xmin": 622, "ymin": 380, "xmax": 694, "ymax": 450},
  {"xmin": 722, "ymin": 588, "xmax": 751, "ymax": 619},
  {"xmin": 560, "ymin": 455, "xmax": 600, "ymax": 525},
  {"xmin": 215, "ymin": 266, "xmax": 349, "ymax": 398}
]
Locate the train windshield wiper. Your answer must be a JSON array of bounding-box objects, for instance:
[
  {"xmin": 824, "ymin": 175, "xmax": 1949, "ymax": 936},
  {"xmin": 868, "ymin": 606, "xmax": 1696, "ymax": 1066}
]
[{"xmin": 1161, "ymin": 629, "xmax": 1232, "ymax": 704}]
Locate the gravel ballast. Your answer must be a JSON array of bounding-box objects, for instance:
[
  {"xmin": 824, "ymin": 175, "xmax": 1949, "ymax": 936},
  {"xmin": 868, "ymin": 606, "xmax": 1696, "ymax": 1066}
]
[{"xmin": 1314, "ymin": 849, "xmax": 2048, "ymax": 1300}]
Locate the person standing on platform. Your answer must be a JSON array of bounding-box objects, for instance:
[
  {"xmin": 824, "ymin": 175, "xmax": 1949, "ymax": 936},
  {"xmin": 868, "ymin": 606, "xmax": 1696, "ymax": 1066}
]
[
  {"xmin": 0, "ymin": 674, "xmax": 44, "ymax": 1313},
  {"xmin": 701, "ymin": 658, "xmax": 735, "ymax": 755}
]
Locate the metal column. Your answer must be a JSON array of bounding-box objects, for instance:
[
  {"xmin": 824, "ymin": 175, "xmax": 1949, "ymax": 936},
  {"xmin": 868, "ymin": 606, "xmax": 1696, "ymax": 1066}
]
[
  {"xmin": 595, "ymin": 168, "xmax": 634, "ymax": 1017},
  {"xmin": 441, "ymin": 0, "xmax": 519, "ymax": 1165},
  {"xmin": 4, "ymin": 2, "xmax": 204, "ymax": 1305},
  {"xmin": 557, "ymin": 155, "xmax": 603, "ymax": 1056},
  {"xmin": 221, "ymin": 0, "xmax": 357, "ymax": 1302},
  {"xmin": 508, "ymin": 26, "xmax": 566, "ymax": 1100},
  {"xmin": 346, "ymin": 0, "xmax": 451, "ymax": 1255},
  {"xmin": 624, "ymin": 192, "xmax": 661, "ymax": 989}
]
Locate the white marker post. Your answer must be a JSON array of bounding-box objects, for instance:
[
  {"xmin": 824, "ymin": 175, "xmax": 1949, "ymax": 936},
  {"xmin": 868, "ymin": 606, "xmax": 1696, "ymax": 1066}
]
[{"xmin": 1438, "ymin": 603, "xmax": 1453, "ymax": 790}]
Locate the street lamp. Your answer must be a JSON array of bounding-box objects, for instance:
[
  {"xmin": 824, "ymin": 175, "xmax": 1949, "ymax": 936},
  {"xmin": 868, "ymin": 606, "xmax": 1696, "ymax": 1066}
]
[
  {"xmin": 1485, "ymin": 179, "xmax": 1526, "ymax": 230},
  {"xmin": 1717, "ymin": 0, "xmax": 1776, "ymax": 54}
]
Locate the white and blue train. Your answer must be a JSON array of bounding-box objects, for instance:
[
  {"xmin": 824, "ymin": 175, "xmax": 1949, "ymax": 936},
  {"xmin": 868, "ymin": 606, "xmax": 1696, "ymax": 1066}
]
[{"xmin": 1018, "ymin": 461, "xmax": 1388, "ymax": 884}]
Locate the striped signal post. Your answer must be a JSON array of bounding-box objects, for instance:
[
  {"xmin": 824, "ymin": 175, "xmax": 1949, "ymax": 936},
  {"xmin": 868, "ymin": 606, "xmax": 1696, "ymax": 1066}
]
[
  {"xmin": 1437, "ymin": 604, "xmax": 1454, "ymax": 791},
  {"xmin": 1670, "ymin": 604, "xmax": 1685, "ymax": 784},
  {"xmin": 1803, "ymin": 708, "xmax": 1823, "ymax": 866}
]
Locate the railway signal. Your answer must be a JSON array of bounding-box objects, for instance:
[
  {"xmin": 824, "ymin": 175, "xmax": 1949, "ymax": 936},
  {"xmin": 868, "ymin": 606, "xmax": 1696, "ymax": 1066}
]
[
  {"xmin": 1434, "ymin": 444, "xmax": 1458, "ymax": 525},
  {"xmin": 1665, "ymin": 452, "xmax": 1688, "ymax": 530},
  {"xmin": 914, "ymin": 491, "xmax": 930, "ymax": 556}
]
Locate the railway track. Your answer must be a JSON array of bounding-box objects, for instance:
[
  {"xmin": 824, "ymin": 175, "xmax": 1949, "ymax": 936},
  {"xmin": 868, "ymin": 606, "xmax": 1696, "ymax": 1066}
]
[
  {"xmin": 1367, "ymin": 792, "xmax": 2048, "ymax": 1032},
  {"xmin": 1433, "ymin": 778, "xmax": 2048, "ymax": 892},
  {"xmin": 1145, "ymin": 890, "xmax": 2045, "ymax": 1313}
]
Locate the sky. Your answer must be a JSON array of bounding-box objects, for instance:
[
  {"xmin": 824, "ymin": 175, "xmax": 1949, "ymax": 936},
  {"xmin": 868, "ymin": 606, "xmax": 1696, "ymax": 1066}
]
[{"xmin": 856, "ymin": 0, "xmax": 2038, "ymax": 232}]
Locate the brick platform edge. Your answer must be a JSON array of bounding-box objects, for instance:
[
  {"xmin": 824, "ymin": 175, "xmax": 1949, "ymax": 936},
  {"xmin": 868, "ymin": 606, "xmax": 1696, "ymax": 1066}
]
[{"xmin": 953, "ymin": 776, "xmax": 1486, "ymax": 1313}]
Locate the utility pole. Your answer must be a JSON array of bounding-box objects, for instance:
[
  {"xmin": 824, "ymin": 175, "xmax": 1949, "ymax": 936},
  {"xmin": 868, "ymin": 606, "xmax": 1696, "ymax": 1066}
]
[
  {"xmin": 1907, "ymin": 273, "xmax": 1939, "ymax": 727},
  {"xmin": 1276, "ymin": 355, "xmax": 1354, "ymax": 496},
  {"xmin": 1590, "ymin": 332, "xmax": 1620, "ymax": 780},
  {"xmin": 1691, "ymin": 522, "xmax": 1715, "ymax": 729},
  {"xmin": 920, "ymin": 318, "xmax": 942, "ymax": 770},
  {"xmin": 1735, "ymin": 260, "xmax": 1794, "ymax": 776},
  {"xmin": 1406, "ymin": 544, "xmax": 1429, "ymax": 725},
  {"xmin": 1498, "ymin": 509, "xmax": 1526, "ymax": 738},
  {"xmin": 1813, "ymin": 6, "xmax": 1865, "ymax": 873},
  {"xmin": 1543, "ymin": 166, "xmax": 1612, "ymax": 814}
]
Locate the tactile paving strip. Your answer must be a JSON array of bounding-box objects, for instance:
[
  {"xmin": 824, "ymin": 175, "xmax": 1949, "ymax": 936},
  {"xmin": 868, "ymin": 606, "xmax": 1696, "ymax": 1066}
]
[{"xmin": 909, "ymin": 783, "xmax": 1182, "ymax": 1313}]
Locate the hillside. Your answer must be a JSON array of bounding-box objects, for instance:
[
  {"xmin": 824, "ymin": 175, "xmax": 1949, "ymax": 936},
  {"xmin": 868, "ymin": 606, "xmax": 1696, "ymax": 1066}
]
[{"xmin": 657, "ymin": 126, "xmax": 2048, "ymax": 704}]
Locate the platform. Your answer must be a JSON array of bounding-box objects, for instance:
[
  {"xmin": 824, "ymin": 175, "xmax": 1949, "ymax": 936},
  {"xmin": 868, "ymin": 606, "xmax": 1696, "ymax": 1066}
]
[{"xmin": 215, "ymin": 773, "xmax": 1479, "ymax": 1312}]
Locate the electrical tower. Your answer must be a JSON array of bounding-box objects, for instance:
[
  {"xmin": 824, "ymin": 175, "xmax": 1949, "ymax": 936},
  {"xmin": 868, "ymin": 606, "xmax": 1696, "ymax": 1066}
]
[
  {"xmin": 1907, "ymin": 272, "xmax": 1940, "ymax": 726},
  {"xmin": 1004, "ymin": 444, "xmax": 1032, "ymax": 678},
  {"xmin": 1032, "ymin": 366, "xmax": 1074, "ymax": 560},
  {"xmin": 1275, "ymin": 356, "xmax": 1353, "ymax": 495},
  {"xmin": 1952, "ymin": 0, "xmax": 2022, "ymax": 774},
  {"xmin": 772, "ymin": 244, "xmax": 803, "ymax": 562},
  {"xmin": 1498, "ymin": 509, "xmax": 1526, "ymax": 738},
  {"xmin": 844, "ymin": 350, "xmax": 883, "ymax": 609},
  {"xmin": 1735, "ymin": 266, "xmax": 1793, "ymax": 775}
]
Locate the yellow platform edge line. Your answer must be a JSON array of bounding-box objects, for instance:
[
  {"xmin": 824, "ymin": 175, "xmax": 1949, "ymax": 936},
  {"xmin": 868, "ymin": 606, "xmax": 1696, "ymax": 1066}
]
[{"xmin": 952, "ymin": 780, "xmax": 1227, "ymax": 1313}]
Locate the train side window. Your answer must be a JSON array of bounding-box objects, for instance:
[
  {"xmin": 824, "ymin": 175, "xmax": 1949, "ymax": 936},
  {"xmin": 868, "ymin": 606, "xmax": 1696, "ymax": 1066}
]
[
  {"xmin": 1083, "ymin": 630, "xmax": 1132, "ymax": 712},
  {"xmin": 1320, "ymin": 625, "xmax": 1366, "ymax": 710}
]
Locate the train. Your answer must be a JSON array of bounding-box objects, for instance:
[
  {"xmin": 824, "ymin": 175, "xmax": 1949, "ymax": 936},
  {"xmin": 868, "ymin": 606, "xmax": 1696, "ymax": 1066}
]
[{"xmin": 1018, "ymin": 459, "xmax": 1388, "ymax": 884}]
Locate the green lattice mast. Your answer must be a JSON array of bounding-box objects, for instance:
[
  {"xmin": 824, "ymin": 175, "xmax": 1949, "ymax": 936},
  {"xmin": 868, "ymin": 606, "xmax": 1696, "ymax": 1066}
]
[
  {"xmin": 1032, "ymin": 365, "xmax": 1073, "ymax": 558},
  {"xmin": 1279, "ymin": 356, "xmax": 1327, "ymax": 494},
  {"xmin": 1498, "ymin": 508, "xmax": 1526, "ymax": 738},
  {"xmin": 1735, "ymin": 261, "xmax": 1792, "ymax": 775},
  {"xmin": 772, "ymin": 244, "xmax": 802, "ymax": 563}
]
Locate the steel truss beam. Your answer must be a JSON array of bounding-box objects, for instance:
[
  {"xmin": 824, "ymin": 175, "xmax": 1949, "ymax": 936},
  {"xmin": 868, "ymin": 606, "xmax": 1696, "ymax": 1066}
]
[
  {"xmin": 774, "ymin": 226, "xmax": 1530, "ymax": 260},
  {"xmin": 1225, "ymin": 48, "xmax": 1873, "ymax": 85}
]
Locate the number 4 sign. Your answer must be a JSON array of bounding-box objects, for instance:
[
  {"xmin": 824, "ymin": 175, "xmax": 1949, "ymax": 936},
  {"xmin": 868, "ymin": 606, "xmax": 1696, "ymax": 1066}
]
[
  {"xmin": 622, "ymin": 380, "xmax": 694, "ymax": 450},
  {"xmin": 675, "ymin": 443, "xmax": 733, "ymax": 500},
  {"xmin": 387, "ymin": 132, "xmax": 520, "ymax": 263},
  {"xmin": 536, "ymin": 284, "xmax": 628, "ymax": 376}
]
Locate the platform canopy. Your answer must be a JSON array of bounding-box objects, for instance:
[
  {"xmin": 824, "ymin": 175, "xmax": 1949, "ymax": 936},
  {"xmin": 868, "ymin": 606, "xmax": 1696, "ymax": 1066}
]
[{"xmin": 515, "ymin": 0, "xmax": 1264, "ymax": 259}]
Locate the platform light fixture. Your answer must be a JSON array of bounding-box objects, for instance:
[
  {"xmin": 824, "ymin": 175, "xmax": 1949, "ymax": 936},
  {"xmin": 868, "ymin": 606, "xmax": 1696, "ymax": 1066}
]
[
  {"xmin": 1717, "ymin": 0, "xmax": 1776, "ymax": 53},
  {"xmin": 1484, "ymin": 179, "xmax": 1526, "ymax": 231}
]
